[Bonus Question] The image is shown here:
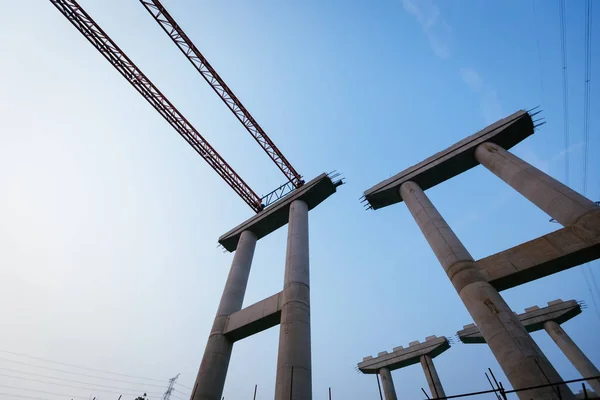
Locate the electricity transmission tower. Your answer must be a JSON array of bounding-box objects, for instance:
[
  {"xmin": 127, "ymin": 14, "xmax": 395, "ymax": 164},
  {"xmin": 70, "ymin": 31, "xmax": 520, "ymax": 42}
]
[{"xmin": 162, "ymin": 373, "xmax": 179, "ymax": 400}]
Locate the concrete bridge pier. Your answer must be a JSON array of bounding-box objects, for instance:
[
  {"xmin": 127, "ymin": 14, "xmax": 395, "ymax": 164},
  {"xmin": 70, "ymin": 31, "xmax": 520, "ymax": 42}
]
[
  {"xmin": 474, "ymin": 141, "xmax": 599, "ymax": 227},
  {"xmin": 420, "ymin": 355, "xmax": 445, "ymax": 399},
  {"xmin": 358, "ymin": 336, "xmax": 449, "ymax": 400},
  {"xmin": 399, "ymin": 180, "xmax": 573, "ymax": 400},
  {"xmin": 544, "ymin": 320, "xmax": 600, "ymax": 394},
  {"xmin": 192, "ymin": 230, "xmax": 257, "ymax": 400},
  {"xmin": 275, "ymin": 199, "xmax": 312, "ymax": 400},
  {"xmin": 379, "ymin": 368, "xmax": 398, "ymax": 400}
]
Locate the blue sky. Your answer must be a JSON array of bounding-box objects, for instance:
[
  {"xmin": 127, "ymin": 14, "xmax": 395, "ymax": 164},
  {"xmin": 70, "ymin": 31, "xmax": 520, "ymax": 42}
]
[{"xmin": 0, "ymin": 0, "xmax": 599, "ymax": 399}]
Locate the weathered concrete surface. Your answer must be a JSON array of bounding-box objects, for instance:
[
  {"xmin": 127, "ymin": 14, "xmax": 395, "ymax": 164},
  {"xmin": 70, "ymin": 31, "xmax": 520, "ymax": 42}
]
[
  {"xmin": 364, "ymin": 110, "xmax": 533, "ymax": 209},
  {"xmin": 223, "ymin": 291, "xmax": 282, "ymax": 342},
  {"xmin": 275, "ymin": 200, "xmax": 311, "ymax": 400},
  {"xmin": 474, "ymin": 142, "xmax": 599, "ymax": 227},
  {"xmin": 358, "ymin": 336, "xmax": 450, "ymax": 373},
  {"xmin": 458, "ymin": 299, "xmax": 581, "ymax": 343},
  {"xmin": 420, "ymin": 354, "xmax": 446, "ymax": 399},
  {"xmin": 192, "ymin": 231, "xmax": 257, "ymax": 400},
  {"xmin": 545, "ymin": 320, "xmax": 600, "ymax": 395},
  {"xmin": 399, "ymin": 181, "xmax": 573, "ymax": 400},
  {"xmin": 380, "ymin": 368, "xmax": 398, "ymax": 400},
  {"xmin": 476, "ymin": 211, "xmax": 600, "ymax": 291},
  {"xmin": 219, "ymin": 173, "xmax": 340, "ymax": 251}
]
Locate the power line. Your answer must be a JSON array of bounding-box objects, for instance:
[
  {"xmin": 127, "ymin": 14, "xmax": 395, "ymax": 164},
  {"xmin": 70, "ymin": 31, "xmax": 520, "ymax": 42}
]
[
  {"xmin": 582, "ymin": 0, "xmax": 592, "ymax": 195},
  {"xmin": 559, "ymin": 0, "xmax": 570, "ymax": 185},
  {"xmin": 0, "ymin": 357, "xmax": 168, "ymax": 388},
  {"xmin": 580, "ymin": 0, "xmax": 600, "ymax": 321},
  {"xmin": 0, "ymin": 392, "xmax": 51, "ymax": 400},
  {"xmin": 0, "ymin": 352, "xmax": 193, "ymax": 397},
  {"xmin": 582, "ymin": 267, "xmax": 600, "ymax": 321},
  {"xmin": 0, "ymin": 367, "xmax": 164, "ymax": 396},
  {"xmin": 555, "ymin": 0, "xmax": 600, "ymax": 322},
  {"xmin": 0, "ymin": 349, "xmax": 166, "ymax": 382},
  {"xmin": 531, "ymin": 0, "xmax": 547, "ymax": 146},
  {"xmin": 0, "ymin": 372, "xmax": 160, "ymax": 397},
  {"xmin": 173, "ymin": 388, "xmax": 192, "ymax": 396},
  {"xmin": 0, "ymin": 383, "xmax": 91, "ymax": 399},
  {"xmin": 174, "ymin": 382, "xmax": 193, "ymax": 391}
]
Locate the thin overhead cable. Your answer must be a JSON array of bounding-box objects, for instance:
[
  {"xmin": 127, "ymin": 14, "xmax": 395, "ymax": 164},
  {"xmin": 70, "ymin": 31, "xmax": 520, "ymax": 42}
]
[
  {"xmin": 0, "ymin": 392, "xmax": 50, "ymax": 400},
  {"xmin": 581, "ymin": 0, "xmax": 600, "ymax": 320},
  {"xmin": 0, "ymin": 367, "xmax": 164, "ymax": 396},
  {"xmin": 532, "ymin": 0, "xmax": 547, "ymax": 145},
  {"xmin": 0, "ymin": 372, "xmax": 161, "ymax": 397},
  {"xmin": 559, "ymin": 0, "xmax": 570, "ymax": 184},
  {"xmin": 0, "ymin": 383, "xmax": 90, "ymax": 400},
  {"xmin": 0, "ymin": 357, "xmax": 167, "ymax": 388},
  {"xmin": 0, "ymin": 350, "xmax": 193, "ymax": 396},
  {"xmin": 0, "ymin": 349, "xmax": 165, "ymax": 382},
  {"xmin": 175, "ymin": 382, "xmax": 193, "ymax": 390},
  {"xmin": 583, "ymin": 0, "xmax": 592, "ymax": 194},
  {"xmin": 556, "ymin": 0, "xmax": 600, "ymax": 322},
  {"xmin": 582, "ymin": 267, "xmax": 600, "ymax": 321}
]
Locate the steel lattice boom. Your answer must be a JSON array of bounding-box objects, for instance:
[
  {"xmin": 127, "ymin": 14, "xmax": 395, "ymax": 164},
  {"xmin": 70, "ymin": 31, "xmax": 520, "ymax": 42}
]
[
  {"xmin": 49, "ymin": 0, "xmax": 264, "ymax": 212},
  {"xmin": 139, "ymin": 0, "xmax": 303, "ymax": 188}
]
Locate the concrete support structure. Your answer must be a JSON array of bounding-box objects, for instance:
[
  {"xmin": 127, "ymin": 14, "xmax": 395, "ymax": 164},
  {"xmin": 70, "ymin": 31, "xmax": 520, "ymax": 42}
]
[
  {"xmin": 275, "ymin": 199, "xmax": 312, "ymax": 400},
  {"xmin": 475, "ymin": 225, "xmax": 600, "ymax": 291},
  {"xmin": 474, "ymin": 142, "xmax": 599, "ymax": 227},
  {"xmin": 223, "ymin": 291, "xmax": 282, "ymax": 342},
  {"xmin": 363, "ymin": 110, "xmax": 535, "ymax": 210},
  {"xmin": 192, "ymin": 230, "xmax": 257, "ymax": 400},
  {"xmin": 191, "ymin": 173, "xmax": 341, "ymax": 400},
  {"xmin": 399, "ymin": 181, "xmax": 573, "ymax": 400},
  {"xmin": 358, "ymin": 336, "xmax": 449, "ymax": 399},
  {"xmin": 457, "ymin": 299, "xmax": 582, "ymax": 343},
  {"xmin": 458, "ymin": 299, "xmax": 600, "ymax": 395},
  {"xmin": 420, "ymin": 355, "xmax": 445, "ymax": 399},
  {"xmin": 362, "ymin": 110, "xmax": 600, "ymax": 399},
  {"xmin": 544, "ymin": 320, "xmax": 600, "ymax": 395},
  {"xmin": 379, "ymin": 368, "xmax": 398, "ymax": 400}
]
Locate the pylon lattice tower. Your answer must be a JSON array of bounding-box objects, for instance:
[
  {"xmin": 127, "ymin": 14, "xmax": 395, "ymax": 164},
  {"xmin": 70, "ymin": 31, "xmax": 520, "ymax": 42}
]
[{"xmin": 162, "ymin": 373, "xmax": 180, "ymax": 400}]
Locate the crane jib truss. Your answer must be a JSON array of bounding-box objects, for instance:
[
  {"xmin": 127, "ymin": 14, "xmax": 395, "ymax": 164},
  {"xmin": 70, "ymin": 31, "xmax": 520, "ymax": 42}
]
[
  {"xmin": 139, "ymin": 0, "xmax": 303, "ymax": 188},
  {"xmin": 49, "ymin": 0, "xmax": 264, "ymax": 212}
]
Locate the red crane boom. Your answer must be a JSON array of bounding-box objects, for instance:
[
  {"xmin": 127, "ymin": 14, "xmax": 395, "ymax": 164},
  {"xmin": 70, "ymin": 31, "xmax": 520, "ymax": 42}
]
[
  {"xmin": 139, "ymin": 0, "xmax": 303, "ymax": 188},
  {"xmin": 49, "ymin": 0, "xmax": 264, "ymax": 212}
]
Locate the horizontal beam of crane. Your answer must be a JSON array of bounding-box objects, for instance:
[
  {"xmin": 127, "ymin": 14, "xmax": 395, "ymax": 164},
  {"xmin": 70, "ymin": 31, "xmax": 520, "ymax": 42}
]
[
  {"xmin": 139, "ymin": 0, "xmax": 303, "ymax": 188},
  {"xmin": 49, "ymin": 0, "xmax": 264, "ymax": 212}
]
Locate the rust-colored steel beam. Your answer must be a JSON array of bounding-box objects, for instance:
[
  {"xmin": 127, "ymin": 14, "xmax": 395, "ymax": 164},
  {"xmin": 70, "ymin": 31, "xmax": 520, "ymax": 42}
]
[
  {"xmin": 139, "ymin": 0, "xmax": 303, "ymax": 188},
  {"xmin": 49, "ymin": 0, "xmax": 263, "ymax": 212}
]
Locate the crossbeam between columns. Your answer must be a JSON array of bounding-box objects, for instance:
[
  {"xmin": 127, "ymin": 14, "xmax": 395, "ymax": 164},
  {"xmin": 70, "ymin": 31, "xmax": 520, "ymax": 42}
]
[
  {"xmin": 223, "ymin": 292, "xmax": 283, "ymax": 342},
  {"xmin": 476, "ymin": 212, "xmax": 600, "ymax": 291}
]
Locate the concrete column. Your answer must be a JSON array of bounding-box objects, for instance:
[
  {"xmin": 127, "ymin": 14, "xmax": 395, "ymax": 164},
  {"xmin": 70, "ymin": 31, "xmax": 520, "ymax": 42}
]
[
  {"xmin": 191, "ymin": 230, "xmax": 257, "ymax": 400},
  {"xmin": 544, "ymin": 320, "xmax": 600, "ymax": 394},
  {"xmin": 420, "ymin": 355, "xmax": 445, "ymax": 399},
  {"xmin": 379, "ymin": 368, "xmax": 398, "ymax": 400},
  {"xmin": 399, "ymin": 181, "xmax": 574, "ymax": 400},
  {"xmin": 275, "ymin": 200, "xmax": 312, "ymax": 400},
  {"xmin": 474, "ymin": 141, "xmax": 599, "ymax": 226}
]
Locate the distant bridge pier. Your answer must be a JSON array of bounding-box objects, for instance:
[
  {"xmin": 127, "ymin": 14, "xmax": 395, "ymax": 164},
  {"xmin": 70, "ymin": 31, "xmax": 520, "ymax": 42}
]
[{"xmin": 362, "ymin": 110, "xmax": 600, "ymax": 399}]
